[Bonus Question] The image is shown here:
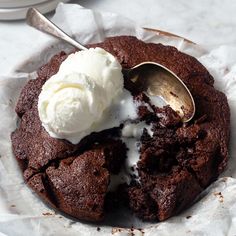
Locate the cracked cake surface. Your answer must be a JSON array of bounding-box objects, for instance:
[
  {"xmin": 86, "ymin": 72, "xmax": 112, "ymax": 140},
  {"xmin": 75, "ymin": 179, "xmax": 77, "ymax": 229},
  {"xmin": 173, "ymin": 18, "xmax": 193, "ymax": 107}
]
[{"xmin": 11, "ymin": 36, "xmax": 230, "ymax": 222}]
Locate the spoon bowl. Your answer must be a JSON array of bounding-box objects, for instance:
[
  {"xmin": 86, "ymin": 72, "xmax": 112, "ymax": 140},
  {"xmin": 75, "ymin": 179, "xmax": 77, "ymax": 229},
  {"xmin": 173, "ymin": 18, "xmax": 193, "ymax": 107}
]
[
  {"xmin": 125, "ymin": 62, "xmax": 195, "ymax": 122},
  {"xmin": 26, "ymin": 7, "xmax": 195, "ymax": 122}
]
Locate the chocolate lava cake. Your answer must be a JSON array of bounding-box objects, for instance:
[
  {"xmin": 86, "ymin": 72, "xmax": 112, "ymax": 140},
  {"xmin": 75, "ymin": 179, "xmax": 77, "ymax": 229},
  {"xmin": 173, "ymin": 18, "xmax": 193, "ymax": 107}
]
[{"xmin": 11, "ymin": 36, "xmax": 230, "ymax": 222}]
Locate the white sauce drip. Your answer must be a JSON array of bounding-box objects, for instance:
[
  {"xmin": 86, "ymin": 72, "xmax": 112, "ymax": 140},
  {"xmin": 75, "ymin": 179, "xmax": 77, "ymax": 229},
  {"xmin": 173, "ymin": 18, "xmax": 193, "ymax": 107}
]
[
  {"xmin": 108, "ymin": 93, "xmax": 166, "ymax": 191},
  {"xmin": 145, "ymin": 92, "xmax": 167, "ymax": 107},
  {"xmin": 95, "ymin": 89, "xmax": 138, "ymax": 132},
  {"xmin": 108, "ymin": 121, "xmax": 154, "ymax": 191}
]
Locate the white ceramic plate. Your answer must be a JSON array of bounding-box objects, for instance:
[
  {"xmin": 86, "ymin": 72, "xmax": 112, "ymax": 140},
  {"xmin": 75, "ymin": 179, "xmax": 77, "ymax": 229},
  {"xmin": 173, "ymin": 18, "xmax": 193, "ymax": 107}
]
[
  {"xmin": 0, "ymin": 0, "xmax": 48, "ymax": 8},
  {"xmin": 0, "ymin": 0, "xmax": 70, "ymax": 20}
]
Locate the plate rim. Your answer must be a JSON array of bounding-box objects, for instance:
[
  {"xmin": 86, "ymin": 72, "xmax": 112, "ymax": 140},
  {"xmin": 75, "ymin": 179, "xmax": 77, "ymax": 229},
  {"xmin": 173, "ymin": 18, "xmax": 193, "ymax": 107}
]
[
  {"xmin": 0, "ymin": 0, "xmax": 70, "ymax": 20},
  {"xmin": 0, "ymin": 0, "xmax": 49, "ymax": 9}
]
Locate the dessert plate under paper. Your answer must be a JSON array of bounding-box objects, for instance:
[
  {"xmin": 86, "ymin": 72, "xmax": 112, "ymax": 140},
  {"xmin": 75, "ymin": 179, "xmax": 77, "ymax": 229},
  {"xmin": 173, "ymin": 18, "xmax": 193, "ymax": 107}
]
[{"xmin": 0, "ymin": 0, "xmax": 70, "ymax": 20}]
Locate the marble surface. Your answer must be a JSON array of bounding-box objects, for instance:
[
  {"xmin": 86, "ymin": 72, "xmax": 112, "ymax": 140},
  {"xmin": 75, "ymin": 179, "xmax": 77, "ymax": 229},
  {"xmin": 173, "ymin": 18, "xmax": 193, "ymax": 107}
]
[
  {"xmin": 0, "ymin": 0, "xmax": 236, "ymax": 75},
  {"xmin": 73, "ymin": 0, "xmax": 236, "ymax": 47}
]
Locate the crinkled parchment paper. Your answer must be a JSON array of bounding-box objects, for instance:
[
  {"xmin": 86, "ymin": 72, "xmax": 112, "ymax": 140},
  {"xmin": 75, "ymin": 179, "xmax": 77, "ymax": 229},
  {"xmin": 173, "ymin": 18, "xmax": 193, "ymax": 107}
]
[{"xmin": 0, "ymin": 4, "xmax": 236, "ymax": 236}]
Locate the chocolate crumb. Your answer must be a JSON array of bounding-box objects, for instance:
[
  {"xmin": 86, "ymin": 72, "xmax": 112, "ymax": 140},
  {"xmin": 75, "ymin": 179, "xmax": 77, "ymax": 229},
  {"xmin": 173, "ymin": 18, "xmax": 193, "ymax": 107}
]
[
  {"xmin": 214, "ymin": 192, "xmax": 224, "ymax": 203},
  {"xmin": 112, "ymin": 228, "xmax": 122, "ymax": 234},
  {"xmin": 170, "ymin": 91, "xmax": 178, "ymax": 98},
  {"xmin": 42, "ymin": 212, "xmax": 54, "ymax": 216}
]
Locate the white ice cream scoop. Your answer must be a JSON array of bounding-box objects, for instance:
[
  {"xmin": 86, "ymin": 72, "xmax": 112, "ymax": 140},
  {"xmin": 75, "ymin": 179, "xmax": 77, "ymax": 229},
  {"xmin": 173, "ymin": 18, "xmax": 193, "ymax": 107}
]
[
  {"xmin": 38, "ymin": 48, "xmax": 124, "ymax": 144},
  {"xmin": 38, "ymin": 72, "xmax": 103, "ymax": 143}
]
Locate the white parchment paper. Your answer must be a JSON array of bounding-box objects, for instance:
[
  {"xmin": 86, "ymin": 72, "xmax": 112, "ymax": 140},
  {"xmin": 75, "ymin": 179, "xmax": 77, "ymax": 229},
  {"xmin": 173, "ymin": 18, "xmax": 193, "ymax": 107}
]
[{"xmin": 0, "ymin": 4, "xmax": 236, "ymax": 236}]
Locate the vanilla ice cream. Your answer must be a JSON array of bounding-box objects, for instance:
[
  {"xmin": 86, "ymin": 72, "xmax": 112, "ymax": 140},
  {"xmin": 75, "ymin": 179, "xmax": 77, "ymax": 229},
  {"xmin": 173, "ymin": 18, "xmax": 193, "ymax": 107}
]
[
  {"xmin": 38, "ymin": 47, "xmax": 124, "ymax": 144},
  {"xmin": 57, "ymin": 47, "xmax": 123, "ymax": 103}
]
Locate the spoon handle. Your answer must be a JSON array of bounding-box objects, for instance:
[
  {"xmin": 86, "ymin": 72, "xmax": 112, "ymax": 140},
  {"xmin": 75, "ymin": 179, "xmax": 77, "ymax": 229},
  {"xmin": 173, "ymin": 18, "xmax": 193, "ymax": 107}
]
[{"xmin": 26, "ymin": 8, "xmax": 87, "ymax": 51}]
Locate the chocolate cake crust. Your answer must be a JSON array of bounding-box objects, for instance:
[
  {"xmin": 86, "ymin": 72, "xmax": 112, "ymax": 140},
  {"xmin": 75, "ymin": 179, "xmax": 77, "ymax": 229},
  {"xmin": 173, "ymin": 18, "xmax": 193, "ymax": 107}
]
[{"xmin": 11, "ymin": 36, "xmax": 230, "ymax": 222}]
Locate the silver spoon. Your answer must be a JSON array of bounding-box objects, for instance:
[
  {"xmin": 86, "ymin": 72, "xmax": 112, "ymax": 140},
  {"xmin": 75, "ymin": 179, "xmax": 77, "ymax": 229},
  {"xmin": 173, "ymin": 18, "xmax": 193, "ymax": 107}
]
[{"xmin": 26, "ymin": 8, "xmax": 195, "ymax": 122}]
